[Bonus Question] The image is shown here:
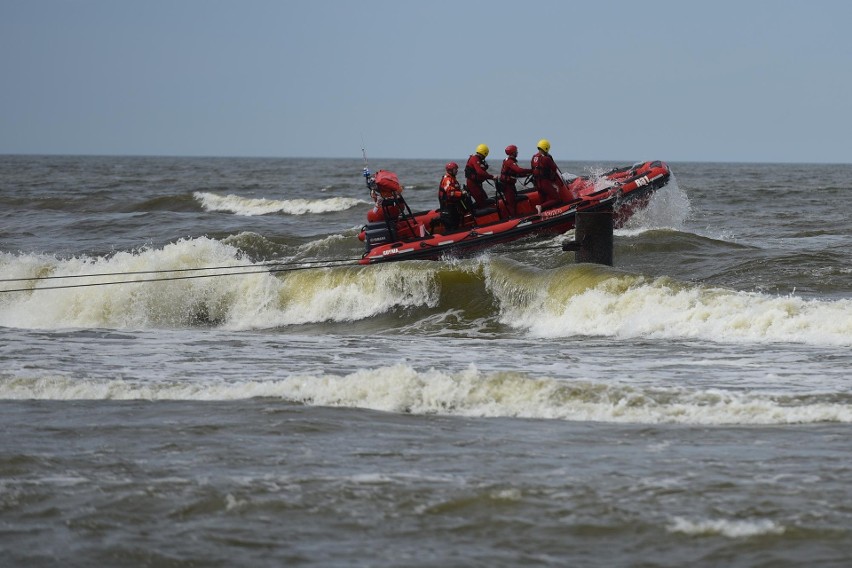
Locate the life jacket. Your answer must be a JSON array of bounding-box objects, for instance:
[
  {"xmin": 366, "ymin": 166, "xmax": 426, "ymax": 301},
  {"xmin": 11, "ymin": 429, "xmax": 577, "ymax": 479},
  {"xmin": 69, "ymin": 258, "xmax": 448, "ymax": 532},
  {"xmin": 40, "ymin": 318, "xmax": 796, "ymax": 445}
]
[
  {"xmin": 464, "ymin": 154, "xmax": 489, "ymax": 182},
  {"xmin": 438, "ymin": 174, "xmax": 462, "ymax": 207},
  {"xmin": 531, "ymin": 152, "xmax": 557, "ymax": 180},
  {"xmin": 500, "ymin": 157, "xmax": 519, "ymax": 185}
]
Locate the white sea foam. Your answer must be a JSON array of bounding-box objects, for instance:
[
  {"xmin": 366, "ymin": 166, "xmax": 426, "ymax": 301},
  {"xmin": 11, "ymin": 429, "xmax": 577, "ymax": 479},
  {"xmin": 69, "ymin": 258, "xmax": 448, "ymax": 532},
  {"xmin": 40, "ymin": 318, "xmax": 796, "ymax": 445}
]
[
  {"xmin": 493, "ymin": 271, "xmax": 852, "ymax": 347},
  {"xmin": 4, "ymin": 365, "xmax": 850, "ymax": 425},
  {"xmin": 667, "ymin": 517, "xmax": 785, "ymax": 538},
  {"xmin": 0, "ymin": 238, "xmax": 278, "ymax": 329},
  {"xmin": 0, "ymin": 238, "xmax": 439, "ymax": 330},
  {"xmin": 193, "ymin": 191, "xmax": 366, "ymax": 215},
  {"xmin": 3, "ymin": 241, "xmax": 851, "ymax": 347}
]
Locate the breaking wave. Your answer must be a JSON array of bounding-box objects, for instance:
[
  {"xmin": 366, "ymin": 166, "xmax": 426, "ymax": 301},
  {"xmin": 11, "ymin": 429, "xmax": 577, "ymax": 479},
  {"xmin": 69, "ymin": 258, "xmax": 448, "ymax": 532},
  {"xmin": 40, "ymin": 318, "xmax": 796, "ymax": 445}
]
[
  {"xmin": 667, "ymin": 517, "xmax": 786, "ymax": 538},
  {"xmin": 3, "ymin": 364, "xmax": 850, "ymax": 425},
  {"xmin": 487, "ymin": 260, "xmax": 852, "ymax": 347},
  {"xmin": 193, "ymin": 191, "xmax": 366, "ymax": 215},
  {"xmin": 1, "ymin": 238, "xmax": 851, "ymax": 347}
]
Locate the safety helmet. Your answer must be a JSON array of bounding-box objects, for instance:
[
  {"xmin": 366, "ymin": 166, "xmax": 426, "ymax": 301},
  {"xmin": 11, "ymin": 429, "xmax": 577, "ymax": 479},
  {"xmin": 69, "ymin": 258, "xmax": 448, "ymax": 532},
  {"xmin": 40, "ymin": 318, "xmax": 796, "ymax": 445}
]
[
  {"xmin": 537, "ymin": 139, "xmax": 551, "ymax": 153},
  {"xmin": 505, "ymin": 145, "xmax": 518, "ymax": 156},
  {"xmin": 476, "ymin": 143, "xmax": 490, "ymax": 157},
  {"xmin": 445, "ymin": 161, "xmax": 459, "ymax": 173}
]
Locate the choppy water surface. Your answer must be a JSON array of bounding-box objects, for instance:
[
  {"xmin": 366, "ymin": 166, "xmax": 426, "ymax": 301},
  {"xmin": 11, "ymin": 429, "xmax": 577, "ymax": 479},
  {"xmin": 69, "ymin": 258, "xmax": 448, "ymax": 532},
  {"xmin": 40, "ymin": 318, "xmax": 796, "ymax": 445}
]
[{"xmin": 1, "ymin": 155, "xmax": 850, "ymax": 566}]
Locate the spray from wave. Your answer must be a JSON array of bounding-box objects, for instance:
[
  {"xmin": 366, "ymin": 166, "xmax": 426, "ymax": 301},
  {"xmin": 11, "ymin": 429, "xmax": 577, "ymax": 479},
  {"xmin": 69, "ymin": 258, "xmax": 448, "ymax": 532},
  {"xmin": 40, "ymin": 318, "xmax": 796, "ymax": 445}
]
[{"xmin": 619, "ymin": 175, "xmax": 691, "ymax": 232}]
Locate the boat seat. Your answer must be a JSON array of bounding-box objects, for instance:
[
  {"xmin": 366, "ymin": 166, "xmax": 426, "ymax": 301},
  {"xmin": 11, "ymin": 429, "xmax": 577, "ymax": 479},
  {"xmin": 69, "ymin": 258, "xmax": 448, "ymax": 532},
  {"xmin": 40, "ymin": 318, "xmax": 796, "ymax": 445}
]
[{"xmin": 474, "ymin": 207, "xmax": 498, "ymax": 216}]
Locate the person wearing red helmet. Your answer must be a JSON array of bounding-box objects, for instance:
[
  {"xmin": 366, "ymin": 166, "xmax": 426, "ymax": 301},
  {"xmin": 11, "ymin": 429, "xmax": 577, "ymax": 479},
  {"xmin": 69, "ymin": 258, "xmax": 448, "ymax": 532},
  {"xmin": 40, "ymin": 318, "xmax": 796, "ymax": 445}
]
[
  {"xmin": 437, "ymin": 162, "xmax": 468, "ymax": 232},
  {"xmin": 530, "ymin": 139, "xmax": 563, "ymax": 209},
  {"xmin": 464, "ymin": 143, "xmax": 496, "ymax": 208},
  {"xmin": 499, "ymin": 145, "xmax": 533, "ymax": 216}
]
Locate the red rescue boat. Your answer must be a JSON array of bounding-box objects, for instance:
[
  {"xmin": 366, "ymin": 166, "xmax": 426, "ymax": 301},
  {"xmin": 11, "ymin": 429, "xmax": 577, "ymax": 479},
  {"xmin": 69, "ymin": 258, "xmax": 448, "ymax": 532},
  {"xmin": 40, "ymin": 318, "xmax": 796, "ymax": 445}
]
[{"xmin": 358, "ymin": 160, "xmax": 672, "ymax": 264}]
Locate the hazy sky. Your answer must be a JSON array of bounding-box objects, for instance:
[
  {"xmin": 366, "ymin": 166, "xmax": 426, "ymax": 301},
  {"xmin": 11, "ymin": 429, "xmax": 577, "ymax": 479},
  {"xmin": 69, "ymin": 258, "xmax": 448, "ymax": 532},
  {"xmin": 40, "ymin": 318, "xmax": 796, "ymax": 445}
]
[{"xmin": 2, "ymin": 0, "xmax": 850, "ymax": 163}]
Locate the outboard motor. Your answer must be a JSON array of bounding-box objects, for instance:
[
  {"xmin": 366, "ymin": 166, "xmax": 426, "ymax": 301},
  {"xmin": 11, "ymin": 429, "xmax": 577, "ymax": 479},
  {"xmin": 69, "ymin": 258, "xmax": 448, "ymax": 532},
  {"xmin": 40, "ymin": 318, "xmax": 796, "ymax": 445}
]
[{"xmin": 363, "ymin": 221, "xmax": 396, "ymax": 250}]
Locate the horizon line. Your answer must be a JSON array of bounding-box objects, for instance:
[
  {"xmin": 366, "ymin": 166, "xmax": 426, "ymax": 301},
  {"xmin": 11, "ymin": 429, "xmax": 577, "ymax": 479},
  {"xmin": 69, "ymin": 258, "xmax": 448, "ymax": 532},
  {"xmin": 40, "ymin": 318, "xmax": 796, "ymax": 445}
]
[{"xmin": 1, "ymin": 152, "xmax": 850, "ymax": 167}]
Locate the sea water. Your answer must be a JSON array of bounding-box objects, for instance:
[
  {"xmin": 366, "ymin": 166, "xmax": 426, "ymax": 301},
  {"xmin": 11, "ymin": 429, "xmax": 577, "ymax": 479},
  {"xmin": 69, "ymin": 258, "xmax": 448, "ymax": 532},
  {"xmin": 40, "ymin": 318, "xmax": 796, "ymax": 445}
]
[{"xmin": 1, "ymin": 156, "xmax": 850, "ymax": 566}]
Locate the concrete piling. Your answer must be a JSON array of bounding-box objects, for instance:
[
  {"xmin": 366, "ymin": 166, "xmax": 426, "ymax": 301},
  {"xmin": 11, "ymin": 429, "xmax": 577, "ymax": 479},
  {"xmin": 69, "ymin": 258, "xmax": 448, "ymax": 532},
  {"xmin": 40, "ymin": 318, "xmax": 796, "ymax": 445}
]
[{"xmin": 562, "ymin": 209, "xmax": 614, "ymax": 266}]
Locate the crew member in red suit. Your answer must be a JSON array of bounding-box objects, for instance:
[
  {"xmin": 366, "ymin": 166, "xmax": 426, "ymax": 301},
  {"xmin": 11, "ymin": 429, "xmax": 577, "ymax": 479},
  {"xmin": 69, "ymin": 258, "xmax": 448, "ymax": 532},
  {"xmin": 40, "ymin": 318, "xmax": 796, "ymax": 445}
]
[
  {"xmin": 531, "ymin": 138, "xmax": 562, "ymax": 209},
  {"xmin": 437, "ymin": 162, "xmax": 468, "ymax": 232},
  {"xmin": 464, "ymin": 144, "xmax": 496, "ymax": 208},
  {"xmin": 499, "ymin": 145, "xmax": 533, "ymax": 216}
]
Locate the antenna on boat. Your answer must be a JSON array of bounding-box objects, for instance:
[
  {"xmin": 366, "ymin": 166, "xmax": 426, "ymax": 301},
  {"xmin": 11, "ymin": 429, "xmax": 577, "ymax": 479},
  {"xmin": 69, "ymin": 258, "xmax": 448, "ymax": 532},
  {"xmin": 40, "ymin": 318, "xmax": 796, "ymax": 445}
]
[
  {"xmin": 360, "ymin": 135, "xmax": 376, "ymax": 193},
  {"xmin": 360, "ymin": 136, "xmax": 369, "ymax": 176},
  {"xmin": 361, "ymin": 135, "xmax": 370, "ymax": 173}
]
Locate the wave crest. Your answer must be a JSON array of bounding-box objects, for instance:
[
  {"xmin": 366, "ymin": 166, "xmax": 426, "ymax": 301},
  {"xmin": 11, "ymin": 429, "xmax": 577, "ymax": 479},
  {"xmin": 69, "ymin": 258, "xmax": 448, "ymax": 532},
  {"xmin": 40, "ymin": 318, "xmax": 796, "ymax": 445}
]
[
  {"xmin": 486, "ymin": 261, "xmax": 852, "ymax": 347},
  {"xmin": 194, "ymin": 191, "xmax": 366, "ymax": 215},
  {"xmin": 4, "ymin": 364, "xmax": 850, "ymax": 425},
  {"xmin": 667, "ymin": 517, "xmax": 785, "ymax": 538},
  {"xmin": 4, "ymin": 247, "xmax": 851, "ymax": 347}
]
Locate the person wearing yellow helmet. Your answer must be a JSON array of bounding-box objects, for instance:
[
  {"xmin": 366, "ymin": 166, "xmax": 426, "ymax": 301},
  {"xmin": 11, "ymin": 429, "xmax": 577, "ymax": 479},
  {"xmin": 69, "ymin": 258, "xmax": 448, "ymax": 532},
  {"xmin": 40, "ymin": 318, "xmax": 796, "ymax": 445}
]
[
  {"xmin": 464, "ymin": 144, "xmax": 496, "ymax": 208},
  {"xmin": 531, "ymin": 138, "xmax": 563, "ymax": 209}
]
